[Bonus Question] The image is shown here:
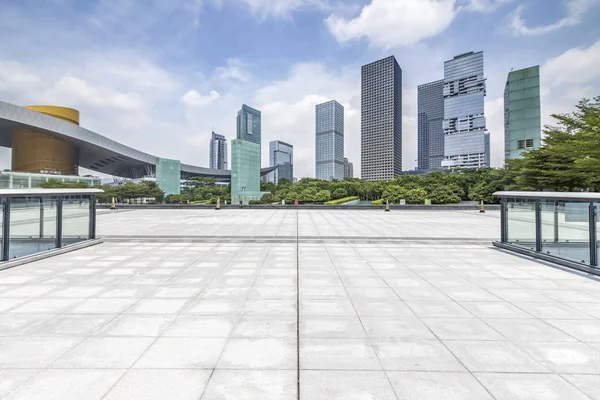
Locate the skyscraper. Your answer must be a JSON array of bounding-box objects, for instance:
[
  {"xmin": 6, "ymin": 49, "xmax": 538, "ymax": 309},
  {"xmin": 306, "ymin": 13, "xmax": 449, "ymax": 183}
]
[
  {"xmin": 209, "ymin": 132, "xmax": 227, "ymax": 170},
  {"xmin": 344, "ymin": 158, "xmax": 354, "ymax": 179},
  {"xmin": 315, "ymin": 100, "xmax": 344, "ymax": 181},
  {"xmin": 504, "ymin": 65, "xmax": 541, "ymax": 161},
  {"xmin": 442, "ymin": 51, "xmax": 490, "ymax": 169},
  {"xmin": 231, "ymin": 104, "xmax": 266, "ymax": 205},
  {"xmin": 361, "ymin": 56, "xmax": 402, "ymax": 181},
  {"xmin": 417, "ymin": 80, "xmax": 444, "ymax": 170},
  {"xmin": 269, "ymin": 140, "xmax": 293, "ymax": 184}
]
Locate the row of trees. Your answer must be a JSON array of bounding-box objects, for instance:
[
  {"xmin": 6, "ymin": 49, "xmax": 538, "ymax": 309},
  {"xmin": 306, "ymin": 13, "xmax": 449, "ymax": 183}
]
[
  {"xmin": 39, "ymin": 97, "xmax": 600, "ymax": 204},
  {"xmin": 41, "ymin": 180, "xmax": 164, "ymax": 203}
]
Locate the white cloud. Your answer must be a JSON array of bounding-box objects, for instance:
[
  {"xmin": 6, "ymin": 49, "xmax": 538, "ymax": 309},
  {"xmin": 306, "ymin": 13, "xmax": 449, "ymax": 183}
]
[
  {"xmin": 0, "ymin": 61, "xmax": 42, "ymax": 93},
  {"xmin": 510, "ymin": 0, "xmax": 600, "ymax": 36},
  {"xmin": 239, "ymin": 0, "xmax": 329, "ymax": 18},
  {"xmin": 52, "ymin": 76, "xmax": 146, "ymax": 111},
  {"xmin": 463, "ymin": 0, "xmax": 512, "ymax": 12},
  {"xmin": 326, "ymin": 0, "xmax": 458, "ymax": 50},
  {"xmin": 181, "ymin": 89, "xmax": 221, "ymax": 107},
  {"xmin": 542, "ymin": 40, "xmax": 600, "ymax": 86},
  {"xmin": 214, "ymin": 58, "xmax": 251, "ymax": 82}
]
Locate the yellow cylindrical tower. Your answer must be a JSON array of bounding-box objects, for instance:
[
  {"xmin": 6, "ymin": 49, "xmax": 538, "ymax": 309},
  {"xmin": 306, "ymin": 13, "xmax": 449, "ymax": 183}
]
[{"xmin": 12, "ymin": 106, "xmax": 80, "ymax": 176}]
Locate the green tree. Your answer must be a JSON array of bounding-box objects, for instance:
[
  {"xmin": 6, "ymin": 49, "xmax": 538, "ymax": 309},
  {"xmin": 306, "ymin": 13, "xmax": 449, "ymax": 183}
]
[
  {"xmin": 314, "ymin": 190, "xmax": 331, "ymax": 203},
  {"xmin": 405, "ymin": 188, "xmax": 426, "ymax": 204},
  {"xmin": 427, "ymin": 185, "xmax": 461, "ymax": 204},
  {"xmin": 331, "ymin": 188, "xmax": 348, "ymax": 200}
]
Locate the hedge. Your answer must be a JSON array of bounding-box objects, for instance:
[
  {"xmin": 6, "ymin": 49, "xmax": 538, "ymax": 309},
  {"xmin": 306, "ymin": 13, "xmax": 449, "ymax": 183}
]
[
  {"xmin": 324, "ymin": 196, "xmax": 360, "ymax": 205},
  {"xmin": 371, "ymin": 199, "xmax": 384, "ymax": 205}
]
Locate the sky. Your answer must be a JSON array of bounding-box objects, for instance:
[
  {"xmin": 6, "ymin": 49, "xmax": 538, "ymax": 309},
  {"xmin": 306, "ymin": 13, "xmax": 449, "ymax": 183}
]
[{"xmin": 0, "ymin": 0, "xmax": 599, "ymax": 178}]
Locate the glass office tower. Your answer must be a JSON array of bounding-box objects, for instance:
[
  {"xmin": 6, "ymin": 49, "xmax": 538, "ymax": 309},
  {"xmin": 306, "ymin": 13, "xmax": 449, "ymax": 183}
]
[
  {"xmin": 344, "ymin": 158, "xmax": 354, "ymax": 179},
  {"xmin": 504, "ymin": 66, "xmax": 541, "ymax": 161},
  {"xmin": 209, "ymin": 132, "xmax": 227, "ymax": 170},
  {"xmin": 361, "ymin": 56, "xmax": 402, "ymax": 180},
  {"xmin": 269, "ymin": 140, "xmax": 293, "ymax": 184},
  {"xmin": 231, "ymin": 105, "xmax": 266, "ymax": 205},
  {"xmin": 442, "ymin": 51, "xmax": 490, "ymax": 169},
  {"xmin": 316, "ymin": 100, "xmax": 344, "ymax": 181},
  {"xmin": 417, "ymin": 80, "xmax": 445, "ymax": 170},
  {"xmin": 156, "ymin": 158, "xmax": 181, "ymax": 196}
]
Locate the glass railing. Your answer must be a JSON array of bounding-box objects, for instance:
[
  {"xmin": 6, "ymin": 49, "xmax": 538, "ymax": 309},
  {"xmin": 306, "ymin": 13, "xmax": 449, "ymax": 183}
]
[
  {"xmin": 495, "ymin": 191, "xmax": 599, "ymax": 273},
  {"xmin": 0, "ymin": 189, "xmax": 102, "ymax": 262}
]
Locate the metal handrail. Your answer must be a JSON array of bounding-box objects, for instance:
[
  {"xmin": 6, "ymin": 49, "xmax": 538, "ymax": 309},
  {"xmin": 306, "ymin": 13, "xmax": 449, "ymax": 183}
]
[{"xmin": 494, "ymin": 191, "xmax": 600, "ymax": 201}]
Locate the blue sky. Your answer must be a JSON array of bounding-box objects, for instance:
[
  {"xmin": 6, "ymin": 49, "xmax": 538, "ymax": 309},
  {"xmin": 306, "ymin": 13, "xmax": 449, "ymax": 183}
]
[{"xmin": 0, "ymin": 0, "xmax": 599, "ymax": 177}]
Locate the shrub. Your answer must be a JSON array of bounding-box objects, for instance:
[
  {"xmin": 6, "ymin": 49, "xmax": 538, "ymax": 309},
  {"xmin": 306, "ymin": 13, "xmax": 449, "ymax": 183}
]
[
  {"xmin": 325, "ymin": 196, "xmax": 360, "ymax": 205},
  {"xmin": 371, "ymin": 199, "xmax": 384, "ymax": 205},
  {"xmin": 427, "ymin": 184, "xmax": 462, "ymax": 204},
  {"xmin": 331, "ymin": 188, "xmax": 348, "ymax": 200},
  {"xmin": 249, "ymin": 200, "xmax": 264, "ymax": 205},
  {"xmin": 405, "ymin": 188, "xmax": 427, "ymax": 204}
]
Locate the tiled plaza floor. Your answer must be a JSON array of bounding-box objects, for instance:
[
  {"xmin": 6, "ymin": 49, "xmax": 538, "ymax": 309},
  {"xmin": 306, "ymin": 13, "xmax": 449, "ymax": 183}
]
[{"xmin": 1, "ymin": 209, "xmax": 600, "ymax": 399}]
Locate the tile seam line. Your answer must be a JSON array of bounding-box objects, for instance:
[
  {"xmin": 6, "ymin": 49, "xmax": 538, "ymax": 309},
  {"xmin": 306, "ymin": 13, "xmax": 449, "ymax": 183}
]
[{"xmin": 296, "ymin": 208, "xmax": 301, "ymax": 400}]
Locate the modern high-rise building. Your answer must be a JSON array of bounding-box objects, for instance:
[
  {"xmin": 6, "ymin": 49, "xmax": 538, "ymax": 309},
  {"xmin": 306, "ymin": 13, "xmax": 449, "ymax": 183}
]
[
  {"xmin": 417, "ymin": 80, "xmax": 445, "ymax": 170},
  {"xmin": 209, "ymin": 132, "xmax": 227, "ymax": 170},
  {"xmin": 269, "ymin": 140, "xmax": 293, "ymax": 184},
  {"xmin": 315, "ymin": 100, "xmax": 344, "ymax": 181},
  {"xmin": 344, "ymin": 158, "xmax": 354, "ymax": 179},
  {"xmin": 231, "ymin": 104, "xmax": 266, "ymax": 204},
  {"xmin": 442, "ymin": 51, "xmax": 490, "ymax": 169},
  {"xmin": 361, "ymin": 56, "xmax": 402, "ymax": 180},
  {"xmin": 504, "ymin": 65, "xmax": 541, "ymax": 161}
]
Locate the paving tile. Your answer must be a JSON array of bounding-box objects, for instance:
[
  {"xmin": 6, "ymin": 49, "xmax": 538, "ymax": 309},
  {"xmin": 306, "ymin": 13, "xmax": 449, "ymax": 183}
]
[
  {"xmin": 301, "ymin": 339, "xmax": 381, "ymax": 370},
  {"xmin": 301, "ymin": 370, "xmax": 397, "ymax": 400},
  {"xmin": 354, "ymin": 301, "xmax": 416, "ymax": 318},
  {"xmin": 0, "ymin": 369, "xmax": 39, "ymax": 398},
  {"xmin": 103, "ymin": 369, "xmax": 211, "ymax": 400},
  {"xmin": 232, "ymin": 316, "xmax": 297, "ymax": 338},
  {"xmin": 300, "ymin": 316, "xmax": 366, "ymax": 339},
  {"xmin": 124, "ymin": 299, "xmax": 189, "ymax": 314},
  {"xmin": 217, "ymin": 338, "xmax": 297, "ymax": 369},
  {"xmin": 459, "ymin": 301, "xmax": 532, "ymax": 319},
  {"xmin": 0, "ymin": 337, "xmax": 81, "ymax": 368},
  {"xmin": 405, "ymin": 301, "xmax": 472, "ymax": 318},
  {"xmin": 51, "ymin": 337, "xmax": 154, "ymax": 368},
  {"xmin": 445, "ymin": 340, "xmax": 550, "ymax": 373},
  {"xmin": 519, "ymin": 342, "xmax": 600, "ymax": 373},
  {"xmin": 362, "ymin": 317, "xmax": 436, "ymax": 340},
  {"xmin": 562, "ymin": 374, "xmax": 600, "ymax": 400},
  {"xmin": 387, "ymin": 371, "xmax": 494, "ymax": 400},
  {"xmin": 67, "ymin": 298, "xmax": 139, "ymax": 314},
  {"xmin": 300, "ymin": 300, "xmax": 356, "ymax": 316},
  {"xmin": 29, "ymin": 315, "xmax": 114, "ymax": 336},
  {"xmin": 373, "ymin": 340, "xmax": 465, "ymax": 372},
  {"xmin": 202, "ymin": 370, "xmax": 297, "ymax": 400},
  {"xmin": 134, "ymin": 338, "xmax": 227, "ymax": 369},
  {"xmin": 95, "ymin": 315, "xmax": 174, "ymax": 337},
  {"xmin": 546, "ymin": 319, "xmax": 600, "ymax": 342},
  {"xmin": 484, "ymin": 318, "xmax": 577, "ymax": 342},
  {"xmin": 163, "ymin": 315, "xmax": 236, "ymax": 337},
  {"xmin": 476, "ymin": 373, "xmax": 591, "ymax": 400},
  {"xmin": 1, "ymin": 369, "xmax": 124, "ymax": 400},
  {"xmin": 423, "ymin": 318, "xmax": 504, "ymax": 340}
]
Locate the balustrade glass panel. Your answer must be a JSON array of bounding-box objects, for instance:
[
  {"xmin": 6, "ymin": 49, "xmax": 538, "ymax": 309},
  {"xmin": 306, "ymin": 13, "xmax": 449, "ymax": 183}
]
[
  {"xmin": 541, "ymin": 201, "xmax": 590, "ymax": 264},
  {"xmin": 62, "ymin": 195, "xmax": 90, "ymax": 245},
  {"xmin": 506, "ymin": 199, "xmax": 536, "ymax": 250},
  {"xmin": 9, "ymin": 197, "xmax": 55, "ymax": 259}
]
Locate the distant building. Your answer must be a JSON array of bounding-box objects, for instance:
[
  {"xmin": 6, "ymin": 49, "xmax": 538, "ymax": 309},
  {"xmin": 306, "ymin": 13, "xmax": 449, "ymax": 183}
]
[
  {"xmin": 316, "ymin": 100, "xmax": 344, "ymax": 181},
  {"xmin": 417, "ymin": 80, "xmax": 444, "ymax": 170},
  {"xmin": 442, "ymin": 51, "xmax": 490, "ymax": 169},
  {"xmin": 344, "ymin": 158, "xmax": 354, "ymax": 179},
  {"xmin": 504, "ymin": 65, "xmax": 541, "ymax": 161},
  {"xmin": 269, "ymin": 140, "xmax": 293, "ymax": 184},
  {"xmin": 231, "ymin": 105, "xmax": 266, "ymax": 205},
  {"xmin": 209, "ymin": 132, "xmax": 227, "ymax": 170},
  {"xmin": 361, "ymin": 56, "xmax": 402, "ymax": 180}
]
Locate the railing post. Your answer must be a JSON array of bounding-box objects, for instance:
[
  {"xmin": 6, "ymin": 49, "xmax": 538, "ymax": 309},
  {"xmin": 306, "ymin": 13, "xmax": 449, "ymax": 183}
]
[
  {"xmin": 535, "ymin": 200, "xmax": 542, "ymax": 252},
  {"xmin": 554, "ymin": 201, "xmax": 559, "ymax": 243},
  {"xmin": 89, "ymin": 195, "xmax": 96, "ymax": 240},
  {"xmin": 56, "ymin": 197, "xmax": 63, "ymax": 248},
  {"xmin": 590, "ymin": 202, "xmax": 597, "ymax": 267},
  {"xmin": 500, "ymin": 198, "xmax": 508, "ymax": 242},
  {"xmin": 2, "ymin": 198, "xmax": 10, "ymax": 261},
  {"xmin": 39, "ymin": 197, "xmax": 44, "ymax": 239}
]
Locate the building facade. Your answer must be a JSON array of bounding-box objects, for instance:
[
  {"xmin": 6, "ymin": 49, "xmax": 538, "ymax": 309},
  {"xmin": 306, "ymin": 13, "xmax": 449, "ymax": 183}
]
[
  {"xmin": 442, "ymin": 51, "xmax": 490, "ymax": 169},
  {"xmin": 344, "ymin": 158, "xmax": 354, "ymax": 179},
  {"xmin": 316, "ymin": 100, "xmax": 344, "ymax": 181},
  {"xmin": 156, "ymin": 158, "xmax": 181, "ymax": 196},
  {"xmin": 231, "ymin": 105, "xmax": 266, "ymax": 204},
  {"xmin": 269, "ymin": 140, "xmax": 293, "ymax": 184},
  {"xmin": 417, "ymin": 80, "xmax": 445, "ymax": 170},
  {"xmin": 504, "ymin": 66, "xmax": 541, "ymax": 161},
  {"xmin": 209, "ymin": 132, "xmax": 228, "ymax": 170},
  {"xmin": 361, "ymin": 56, "xmax": 402, "ymax": 180}
]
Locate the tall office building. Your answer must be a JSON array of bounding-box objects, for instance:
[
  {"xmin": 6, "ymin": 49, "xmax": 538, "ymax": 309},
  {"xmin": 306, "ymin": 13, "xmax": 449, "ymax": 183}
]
[
  {"xmin": 442, "ymin": 51, "xmax": 490, "ymax": 169},
  {"xmin": 504, "ymin": 66, "xmax": 541, "ymax": 161},
  {"xmin": 417, "ymin": 80, "xmax": 445, "ymax": 170},
  {"xmin": 315, "ymin": 100, "xmax": 344, "ymax": 181},
  {"xmin": 209, "ymin": 132, "xmax": 227, "ymax": 170},
  {"xmin": 344, "ymin": 158, "xmax": 354, "ymax": 179},
  {"xmin": 361, "ymin": 56, "xmax": 402, "ymax": 181},
  {"xmin": 269, "ymin": 140, "xmax": 293, "ymax": 184},
  {"xmin": 231, "ymin": 104, "xmax": 266, "ymax": 204}
]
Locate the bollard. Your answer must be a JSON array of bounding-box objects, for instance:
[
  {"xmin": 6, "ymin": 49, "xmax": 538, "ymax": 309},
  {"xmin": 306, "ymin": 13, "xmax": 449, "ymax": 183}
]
[
  {"xmin": 385, "ymin": 199, "xmax": 390, "ymax": 212},
  {"xmin": 216, "ymin": 198, "xmax": 221, "ymax": 210},
  {"xmin": 110, "ymin": 197, "xmax": 117, "ymax": 210},
  {"xmin": 480, "ymin": 200, "xmax": 485, "ymax": 213}
]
